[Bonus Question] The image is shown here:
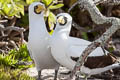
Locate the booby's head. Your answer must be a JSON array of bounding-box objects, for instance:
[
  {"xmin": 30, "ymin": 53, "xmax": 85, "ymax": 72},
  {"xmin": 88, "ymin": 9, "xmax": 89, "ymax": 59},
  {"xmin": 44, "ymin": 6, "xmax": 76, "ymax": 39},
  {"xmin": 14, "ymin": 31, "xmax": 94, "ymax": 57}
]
[
  {"xmin": 29, "ymin": 2, "xmax": 46, "ymax": 17},
  {"xmin": 29, "ymin": 2, "xmax": 47, "ymax": 32},
  {"xmin": 57, "ymin": 13, "xmax": 72, "ymax": 26},
  {"xmin": 55, "ymin": 13, "xmax": 72, "ymax": 35}
]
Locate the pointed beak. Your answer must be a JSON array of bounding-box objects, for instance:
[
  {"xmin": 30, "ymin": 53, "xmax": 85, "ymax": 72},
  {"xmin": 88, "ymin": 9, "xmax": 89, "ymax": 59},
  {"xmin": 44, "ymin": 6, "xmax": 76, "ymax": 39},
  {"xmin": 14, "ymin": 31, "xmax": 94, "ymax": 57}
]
[
  {"xmin": 57, "ymin": 16, "xmax": 65, "ymax": 25},
  {"xmin": 34, "ymin": 4, "xmax": 46, "ymax": 14}
]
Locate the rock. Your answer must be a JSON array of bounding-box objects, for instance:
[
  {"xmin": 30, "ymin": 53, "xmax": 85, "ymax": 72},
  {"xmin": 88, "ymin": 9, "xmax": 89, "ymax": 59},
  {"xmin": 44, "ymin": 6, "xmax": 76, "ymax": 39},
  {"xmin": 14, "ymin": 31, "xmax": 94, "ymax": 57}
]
[{"xmin": 26, "ymin": 67, "xmax": 70, "ymax": 80}]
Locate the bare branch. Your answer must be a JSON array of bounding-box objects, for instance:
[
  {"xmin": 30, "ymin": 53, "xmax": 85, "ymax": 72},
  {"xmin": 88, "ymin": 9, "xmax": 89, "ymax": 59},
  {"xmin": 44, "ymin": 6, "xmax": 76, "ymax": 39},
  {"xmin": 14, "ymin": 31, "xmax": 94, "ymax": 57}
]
[
  {"xmin": 69, "ymin": 0, "xmax": 120, "ymax": 79},
  {"xmin": 4, "ymin": 26, "xmax": 25, "ymax": 32},
  {"xmin": 9, "ymin": 40, "xmax": 19, "ymax": 50},
  {"xmin": 68, "ymin": 0, "xmax": 120, "ymax": 12},
  {"xmin": 7, "ymin": 17, "xmax": 16, "ymax": 35},
  {"xmin": 0, "ymin": 24, "xmax": 5, "ymax": 36},
  {"xmin": 0, "ymin": 20, "xmax": 8, "ymax": 23},
  {"xmin": 0, "ymin": 42, "xmax": 8, "ymax": 47},
  {"xmin": 0, "ymin": 24, "xmax": 5, "ymax": 30},
  {"xmin": 72, "ymin": 21, "xmax": 88, "ymax": 32}
]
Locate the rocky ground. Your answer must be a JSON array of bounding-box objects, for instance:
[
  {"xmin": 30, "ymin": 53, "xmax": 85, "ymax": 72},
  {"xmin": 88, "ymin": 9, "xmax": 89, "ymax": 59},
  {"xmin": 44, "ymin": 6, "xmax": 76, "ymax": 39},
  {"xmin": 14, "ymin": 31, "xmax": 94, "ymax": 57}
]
[
  {"xmin": 27, "ymin": 67, "xmax": 71, "ymax": 80},
  {"xmin": 26, "ymin": 67, "xmax": 120, "ymax": 80}
]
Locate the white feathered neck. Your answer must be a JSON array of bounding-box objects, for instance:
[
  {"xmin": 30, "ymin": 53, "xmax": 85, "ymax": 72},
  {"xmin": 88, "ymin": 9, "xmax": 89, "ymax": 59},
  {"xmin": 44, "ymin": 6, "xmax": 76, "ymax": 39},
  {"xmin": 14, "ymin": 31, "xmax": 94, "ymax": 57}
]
[
  {"xmin": 28, "ymin": 2, "xmax": 49, "ymax": 36},
  {"xmin": 53, "ymin": 13, "xmax": 72, "ymax": 36}
]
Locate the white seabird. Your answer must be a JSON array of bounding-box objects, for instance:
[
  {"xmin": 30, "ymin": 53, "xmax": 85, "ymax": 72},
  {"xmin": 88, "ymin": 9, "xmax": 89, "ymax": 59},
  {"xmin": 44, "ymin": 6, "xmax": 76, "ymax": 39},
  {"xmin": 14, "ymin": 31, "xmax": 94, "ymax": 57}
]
[
  {"xmin": 28, "ymin": 2, "xmax": 59, "ymax": 80},
  {"xmin": 50, "ymin": 13, "xmax": 120, "ymax": 77}
]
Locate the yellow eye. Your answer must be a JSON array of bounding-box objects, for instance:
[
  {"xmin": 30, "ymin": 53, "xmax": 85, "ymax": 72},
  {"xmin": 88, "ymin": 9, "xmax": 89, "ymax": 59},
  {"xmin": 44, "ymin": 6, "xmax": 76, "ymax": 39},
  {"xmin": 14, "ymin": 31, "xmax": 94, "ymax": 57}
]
[
  {"xmin": 57, "ymin": 16, "xmax": 67, "ymax": 25},
  {"xmin": 34, "ymin": 4, "xmax": 45, "ymax": 14}
]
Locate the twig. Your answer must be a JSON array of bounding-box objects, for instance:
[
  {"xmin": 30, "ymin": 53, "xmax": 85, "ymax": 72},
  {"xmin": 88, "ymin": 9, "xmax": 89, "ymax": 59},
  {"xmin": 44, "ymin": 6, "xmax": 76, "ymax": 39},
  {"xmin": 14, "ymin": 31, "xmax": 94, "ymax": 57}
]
[
  {"xmin": 0, "ymin": 42, "xmax": 8, "ymax": 47},
  {"xmin": 68, "ymin": 0, "xmax": 120, "ymax": 12},
  {"xmin": 46, "ymin": 0, "xmax": 54, "ymax": 8},
  {"xmin": 0, "ymin": 20, "xmax": 8, "ymax": 23},
  {"xmin": 68, "ymin": 2, "xmax": 79, "ymax": 12},
  {"xmin": 72, "ymin": 21, "xmax": 88, "ymax": 32},
  {"xmin": 0, "ymin": 22, "xmax": 25, "ymax": 44},
  {"xmin": 69, "ymin": 0, "xmax": 120, "ymax": 79},
  {"xmin": 0, "ymin": 24, "xmax": 5, "ymax": 36},
  {"xmin": 20, "ymin": 32, "xmax": 24, "ymax": 43},
  {"xmin": 0, "ymin": 24, "xmax": 5, "ymax": 30},
  {"xmin": 5, "ymin": 26, "xmax": 25, "ymax": 43},
  {"xmin": 94, "ymin": 0, "xmax": 107, "ymax": 5},
  {"xmin": 7, "ymin": 17, "xmax": 16, "ymax": 35},
  {"xmin": 105, "ymin": 5, "xmax": 114, "ymax": 17},
  {"xmin": 102, "ymin": 0, "xmax": 120, "ymax": 5},
  {"xmin": 9, "ymin": 40, "xmax": 19, "ymax": 50},
  {"xmin": 0, "ymin": 35, "xmax": 8, "ymax": 39},
  {"xmin": 0, "ymin": 22, "xmax": 25, "ymax": 37},
  {"xmin": 4, "ymin": 26, "xmax": 25, "ymax": 32}
]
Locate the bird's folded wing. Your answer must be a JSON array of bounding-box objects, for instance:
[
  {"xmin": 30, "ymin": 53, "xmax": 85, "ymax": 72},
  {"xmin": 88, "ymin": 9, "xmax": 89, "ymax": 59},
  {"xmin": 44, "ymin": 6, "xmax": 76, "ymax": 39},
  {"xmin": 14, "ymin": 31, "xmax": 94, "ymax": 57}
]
[
  {"xmin": 67, "ymin": 37, "xmax": 91, "ymax": 57},
  {"xmin": 67, "ymin": 37, "xmax": 109, "ymax": 58},
  {"xmin": 69, "ymin": 37, "xmax": 91, "ymax": 46},
  {"xmin": 67, "ymin": 43, "xmax": 89, "ymax": 58}
]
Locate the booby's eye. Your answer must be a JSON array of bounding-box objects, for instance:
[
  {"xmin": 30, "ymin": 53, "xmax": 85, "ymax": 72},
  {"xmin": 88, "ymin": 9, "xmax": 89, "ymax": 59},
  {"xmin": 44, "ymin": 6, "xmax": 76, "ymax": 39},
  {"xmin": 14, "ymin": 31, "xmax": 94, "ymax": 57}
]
[
  {"xmin": 34, "ymin": 4, "xmax": 45, "ymax": 14},
  {"xmin": 57, "ymin": 16, "xmax": 67, "ymax": 26}
]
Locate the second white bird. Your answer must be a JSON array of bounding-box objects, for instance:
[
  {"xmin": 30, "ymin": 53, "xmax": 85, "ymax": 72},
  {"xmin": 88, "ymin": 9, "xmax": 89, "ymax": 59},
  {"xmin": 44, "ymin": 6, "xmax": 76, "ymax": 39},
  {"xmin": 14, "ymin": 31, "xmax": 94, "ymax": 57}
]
[{"xmin": 50, "ymin": 13, "xmax": 120, "ymax": 76}]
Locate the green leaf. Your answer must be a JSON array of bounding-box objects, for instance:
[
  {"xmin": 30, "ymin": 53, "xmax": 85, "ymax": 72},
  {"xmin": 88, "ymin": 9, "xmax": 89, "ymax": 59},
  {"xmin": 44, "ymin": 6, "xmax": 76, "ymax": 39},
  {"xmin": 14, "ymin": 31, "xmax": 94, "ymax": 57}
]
[
  {"xmin": 0, "ymin": 0, "xmax": 26, "ymax": 18},
  {"xmin": 49, "ymin": 4, "xmax": 64, "ymax": 9},
  {"xmin": 42, "ymin": 0, "xmax": 53, "ymax": 6},
  {"xmin": 0, "ymin": 10, "xmax": 5, "ymax": 16},
  {"xmin": 49, "ymin": 30, "xmax": 54, "ymax": 35},
  {"xmin": 0, "ymin": 2, "xmax": 5, "ymax": 16},
  {"xmin": 15, "ymin": 2, "xmax": 24, "ymax": 15},
  {"xmin": 34, "ymin": 0, "xmax": 40, "ymax": 2},
  {"xmin": 81, "ymin": 32, "xmax": 88, "ymax": 40},
  {"xmin": 26, "ymin": 0, "xmax": 40, "ymax": 5},
  {"xmin": 48, "ymin": 12, "xmax": 56, "ymax": 30},
  {"xmin": 0, "ymin": 2, "xmax": 2, "ymax": 7},
  {"xmin": 0, "ymin": 0, "xmax": 10, "ymax": 3},
  {"xmin": 17, "ymin": 13, "xmax": 29, "ymax": 27},
  {"xmin": 13, "ymin": 0, "xmax": 20, "ymax": 2},
  {"xmin": 16, "ymin": 1, "xmax": 27, "ymax": 6},
  {"xmin": 44, "ymin": 9, "xmax": 50, "ymax": 17},
  {"xmin": 2, "ymin": 3, "xmax": 13, "ymax": 16},
  {"xmin": 26, "ymin": 0, "xmax": 35, "ymax": 5},
  {"xmin": 15, "ymin": 12, "xmax": 21, "ymax": 18},
  {"xmin": 8, "ymin": 9, "xmax": 17, "ymax": 17}
]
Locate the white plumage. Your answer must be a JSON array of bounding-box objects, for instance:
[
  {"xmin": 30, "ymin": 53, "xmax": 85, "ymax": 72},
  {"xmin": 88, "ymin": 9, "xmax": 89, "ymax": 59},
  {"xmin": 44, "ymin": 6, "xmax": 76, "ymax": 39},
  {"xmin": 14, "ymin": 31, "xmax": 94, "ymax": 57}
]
[
  {"xmin": 27, "ymin": 2, "xmax": 59, "ymax": 79},
  {"xmin": 50, "ymin": 13, "xmax": 120, "ymax": 76}
]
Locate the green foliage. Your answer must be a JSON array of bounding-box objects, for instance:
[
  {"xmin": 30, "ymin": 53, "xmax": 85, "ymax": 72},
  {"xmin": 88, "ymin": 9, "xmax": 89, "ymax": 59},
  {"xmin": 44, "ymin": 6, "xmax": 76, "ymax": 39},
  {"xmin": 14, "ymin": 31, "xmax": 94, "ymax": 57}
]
[
  {"xmin": 42, "ymin": 0, "xmax": 53, "ymax": 6},
  {"xmin": 97, "ymin": 5, "xmax": 104, "ymax": 12},
  {"xmin": 0, "ymin": 0, "xmax": 41, "ymax": 18},
  {"xmin": 0, "ymin": 53, "xmax": 18, "ymax": 68},
  {"xmin": 49, "ymin": 3, "xmax": 64, "ymax": 10},
  {"xmin": 10, "ymin": 44, "xmax": 32, "ymax": 62},
  {"xmin": 81, "ymin": 32, "xmax": 88, "ymax": 40},
  {"xmin": 0, "ymin": 44, "xmax": 33, "ymax": 69},
  {"xmin": 0, "ymin": 0, "xmax": 64, "ymax": 33},
  {"xmin": 42, "ymin": 0, "xmax": 64, "ymax": 34},
  {"xmin": 48, "ymin": 12, "xmax": 56, "ymax": 30},
  {"xmin": 107, "ymin": 47, "xmax": 114, "ymax": 53},
  {"xmin": 16, "ymin": 8, "xmax": 29, "ymax": 28},
  {"xmin": 26, "ymin": 0, "xmax": 40, "ymax": 5},
  {"xmin": 0, "ymin": 0, "xmax": 26, "ymax": 18},
  {"xmin": 0, "ymin": 65, "xmax": 35, "ymax": 80},
  {"xmin": 0, "ymin": 0, "xmax": 64, "ymax": 68}
]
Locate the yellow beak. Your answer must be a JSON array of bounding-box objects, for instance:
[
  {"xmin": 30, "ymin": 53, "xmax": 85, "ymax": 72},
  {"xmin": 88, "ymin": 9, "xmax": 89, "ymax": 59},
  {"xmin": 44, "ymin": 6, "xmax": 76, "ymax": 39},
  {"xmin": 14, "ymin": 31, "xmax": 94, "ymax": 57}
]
[
  {"xmin": 34, "ymin": 4, "xmax": 46, "ymax": 14},
  {"xmin": 57, "ymin": 16, "xmax": 65, "ymax": 25}
]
